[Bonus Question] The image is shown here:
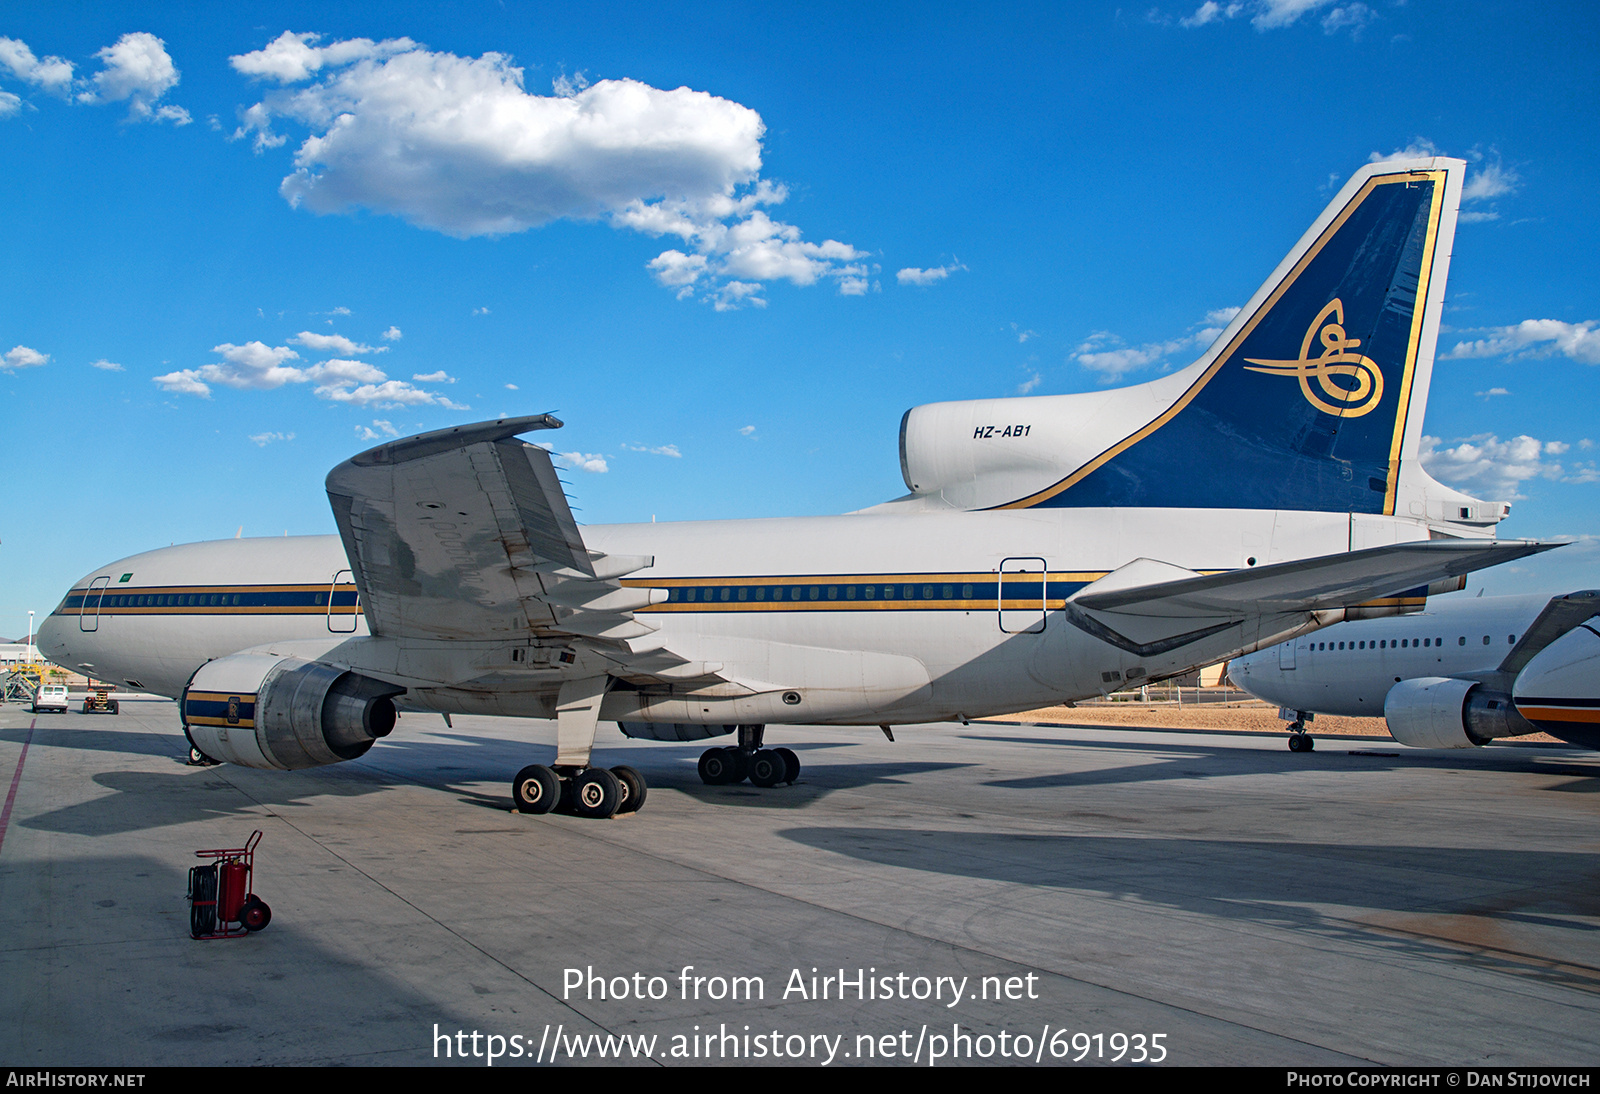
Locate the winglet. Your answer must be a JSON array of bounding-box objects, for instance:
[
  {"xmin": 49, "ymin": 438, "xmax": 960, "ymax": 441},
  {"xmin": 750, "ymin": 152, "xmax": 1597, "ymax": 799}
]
[{"xmin": 349, "ymin": 414, "xmax": 563, "ymax": 467}]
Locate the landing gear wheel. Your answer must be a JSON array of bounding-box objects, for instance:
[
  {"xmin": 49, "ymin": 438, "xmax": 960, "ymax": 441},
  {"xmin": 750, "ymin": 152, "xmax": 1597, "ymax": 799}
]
[
  {"xmin": 571, "ymin": 768, "xmax": 623, "ymax": 819},
  {"xmin": 748, "ymin": 749, "xmax": 787, "ymax": 788},
  {"xmin": 775, "ymin": 747, "xmax": 800, "ymax": 784},
  {"xmin": 698, "ymin": 747, "xmax": 739, "ymax": 785},
  {"xmin": 241, "ymin": 897, "xmax": 272, "ymax": 932},
  {"xmin": 610, "ymin": 766, "xmax": 647, "ymax": 814},
  {"xmin": 512, "ymin": 764, "xmax": 560, "ymax": 814},
  {"xmin": 1288, "ymin": 733, "xmax": 1315, "ymax": 752}
]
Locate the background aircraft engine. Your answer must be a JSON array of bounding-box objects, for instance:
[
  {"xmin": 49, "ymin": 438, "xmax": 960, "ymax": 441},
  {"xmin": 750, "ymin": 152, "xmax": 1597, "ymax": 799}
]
[
  {"xmin": 182, "ymin": 652, "xmax": 404, "ymax": 769},
  {"xmin": 1382, "ymin": 676, "xmax": 1535, "ymax": 749}
]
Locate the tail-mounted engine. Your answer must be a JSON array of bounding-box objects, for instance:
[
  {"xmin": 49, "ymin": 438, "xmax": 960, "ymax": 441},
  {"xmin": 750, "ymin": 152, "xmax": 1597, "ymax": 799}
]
[
  {"xmin": 1382, "ymin": 676, "xmax": 1535, "ymax": 749},
  {"xmin": 182, "ymin": 652, "xmax": 404, "ymax": 769}
]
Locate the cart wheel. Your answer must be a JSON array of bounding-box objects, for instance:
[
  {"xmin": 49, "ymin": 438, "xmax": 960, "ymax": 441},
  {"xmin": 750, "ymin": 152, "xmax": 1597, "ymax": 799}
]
[
  {"xmin": 241, "ymin": 897, "xmax": 272, "ymax": 932},
  {"xmin": 109, "ymin": 700, "xmax": 120, "ymax": 715}
]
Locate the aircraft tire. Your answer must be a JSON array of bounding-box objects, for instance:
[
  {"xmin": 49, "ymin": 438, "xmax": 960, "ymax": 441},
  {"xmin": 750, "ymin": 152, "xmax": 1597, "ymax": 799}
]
[
  {"xmin": 749, "ymin": 749, "xmax": 787, "ymax": 788},
  {"xmin": 698, "ymin": 747, "xmax": 737, "ymax": 785},
  {"xmin": 571, "ymin": 768, "xmax": 622, "ymax": 819},
  {"xmin": 776, "ymin": 747, "xmax": 800, "ymax": 784},
  {"xmin": 512, "ymin": 764, "xmax": 560, "ymax": 814},
  {"xmin": 611, "ymin": 765, "xmax": 647, "ymax": 813}
]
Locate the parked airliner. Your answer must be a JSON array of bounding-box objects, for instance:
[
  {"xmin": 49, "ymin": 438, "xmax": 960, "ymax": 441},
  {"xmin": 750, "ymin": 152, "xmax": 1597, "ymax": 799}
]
[
  {"xmin": 37, "ymin": 156, "xmax": 1554, "ymax": 817},
  {"xmin": 1230, "ymin": 590, "xmax": 1600, "ymax": 752}
]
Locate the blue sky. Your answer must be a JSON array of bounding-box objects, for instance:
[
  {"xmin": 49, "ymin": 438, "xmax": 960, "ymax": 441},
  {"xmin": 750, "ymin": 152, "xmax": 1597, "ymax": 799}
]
[{"xmin": 3, "ymin": 1, "xmax": 1598, "ymax": 636}]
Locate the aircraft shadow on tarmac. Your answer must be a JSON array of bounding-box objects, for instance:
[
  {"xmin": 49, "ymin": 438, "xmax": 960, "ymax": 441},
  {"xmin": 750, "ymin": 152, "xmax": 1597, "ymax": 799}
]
[
  {"xmin": 1, "ymin": 724, "xmax": 186, "ymax": 760},
  {"xmin": 18, "ymin": 727, "xmax": 978, "ymax": 835},
  {"xmin": 967, "ymin": 732, "xmax": 1600, "ymax": 791},
  {"xmin": 779, "ymin": 825, "xmax": 1600, "ymax": 992}
]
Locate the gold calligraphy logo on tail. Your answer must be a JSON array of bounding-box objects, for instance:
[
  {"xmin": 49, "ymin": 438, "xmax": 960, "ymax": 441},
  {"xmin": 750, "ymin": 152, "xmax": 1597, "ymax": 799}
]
[{"xmin": 1243, "ymin": 298, "xmax": 1384, "ymax": 417}]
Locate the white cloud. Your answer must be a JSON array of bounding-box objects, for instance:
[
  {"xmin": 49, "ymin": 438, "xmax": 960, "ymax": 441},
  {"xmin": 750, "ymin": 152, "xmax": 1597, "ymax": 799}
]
[
  {"xmin": 1011, "ymin": 323, "xmax": 1037, "ymax": 344},
  {"xmin": 411, "ymin": 370, "xmax": 453, "ymax": 383},
  {"xmin": 1421, "ymin": 433, "xmax": 1600, "ymax": 501},
  {"xmin": 2, "ymin": 345, "xmax": 49, "ymax": 371},
  {"xmin": 1071, "ymin": 307, "xmax": 1233, "ymax": 381},
  {"xmin": 293, "ymin": 330, "xmax": 386, "ymax": 355},
  {"xmin": 1252, "ymin": 0, "xmax": 1334, "ymax": 29},
  {"xmin": 198, "ymin": 341, "xmax": 305, "ymax": 389},
  {"xmin": 1180, "ymin": 2, "xmax": 1243, "ymax": 27},
  {"xmin": 557, "ymin": 451, "xmax": 608, "ymax": 473},
  {"xmin": 0, "ymin": 38, "xmax": 74, "ymax": 96},
  {"xmin": 82, "ymin": 33, "xmax": 190, "ymax": 124},
  {"xmin": 90, "ymin": 358, "xmax": 123, "ymax": 371},
  {"xmin": 504, "ymin": 383, "xmax": 519, "ymax": 390},
  {"xmin": 230, "ymin": 31, "xmax": 415, "ymax": 84},
  {"xmin": 1016, "ymin": 372, "xmax": 1042, "ymax": 396},
  {"xmin": 151, "ymin": 370, "xmax": 212, "ymax": 396},
  {"xmin": 472, "ymin": 306, "xmax": 491, "ymax": 316},
  {"xmin": 319, "ymin": 379, "xmax": 467, "ymax": 408},
  {"xmin": 1169, "ymin": 1, "xmax": 1367, "ymax": 34},
  {"xmin": 1447, "ymin": 320, "xmax": 1600, "ymax": 366},
  {"xmin": 1462, "ymin": 160, "xmax": 1520, "ymax": 203},
  {"xmin": 248, "ymin": 431, "xmax": 294, "ymax": 446},
  {"xmin": 1475, "ymin": 387, "xmax": 1509, "ymax": 399},
  {"xmin": 382, "ymin": 326, "xmax": 402, "ymax": 341},
  {"xmin": 355, "ymin": 419, "xmax": 400, "ymax": 441},
  {"xmin": 622, "ymin": 442, "xmax": 682, "ymax": 458},
  {"xmin": 306, "ymin": 359, "xmax": 387, "ymax": 388},
  {"xmin": 230, "ymin": 35, "xmax": 862, "ymax": 306},
  {"xmin": 897, "ymin": 262, "xmax": 966, "ymax": 286},
  {"xmin": 0, "ymin": 91, "xmax": 20, "ymax": 118},
  {"xmin": 714, "ymin": 281, "xmax": 766, "ymax": 311},
  {"xmin": 739, "ymin": 425, "xmax": 757, "ymax": 438}
]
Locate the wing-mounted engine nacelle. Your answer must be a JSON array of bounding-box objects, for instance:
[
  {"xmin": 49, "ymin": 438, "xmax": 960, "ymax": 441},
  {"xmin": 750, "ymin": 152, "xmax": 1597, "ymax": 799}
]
[
  {"xmin": 1382, "ymin": 676, "xmax": 1535, "ymax": 749},
  {"xmin": 618, "ymin": 722, "xmax": 736, "ymax": 742},
  {"xmin": 182, "ymin": 652, "xmax": 404, "ymax": 769}
]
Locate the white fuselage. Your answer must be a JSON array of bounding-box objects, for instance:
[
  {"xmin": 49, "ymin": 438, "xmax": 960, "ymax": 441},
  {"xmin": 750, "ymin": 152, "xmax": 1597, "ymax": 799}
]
[
  {"xmin": 1227, "ymin": 594, "xmax": 1547, "ymax": 717},
  {"xmin": 38, "ymin": 504, "xmax": 1431, "ymax": 727}
]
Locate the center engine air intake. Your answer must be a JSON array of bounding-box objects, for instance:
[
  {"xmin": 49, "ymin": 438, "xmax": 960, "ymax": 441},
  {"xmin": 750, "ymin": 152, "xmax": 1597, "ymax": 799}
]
[{"xmin": 182, "ymin": 652, "xmax": 404, "ymax": 769}]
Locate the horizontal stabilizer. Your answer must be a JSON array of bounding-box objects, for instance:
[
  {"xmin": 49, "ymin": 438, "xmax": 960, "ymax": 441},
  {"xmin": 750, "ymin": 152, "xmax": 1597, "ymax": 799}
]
[{"xmin": 1073, "ymin": 539, "xmax": 1560, "ymax": 620}]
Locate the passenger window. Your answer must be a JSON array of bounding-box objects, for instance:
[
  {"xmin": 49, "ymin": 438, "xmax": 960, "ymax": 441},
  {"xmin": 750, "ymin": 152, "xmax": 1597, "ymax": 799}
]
[
  {"xmin": 962, "ymin": 584, "xmax": 973, "ymax": 598},
  {"xmin": 737, "ymin": 588, "xmax": 747, "ymax": 601},
  {"xmin": 827, "ymin": 587, "xmax": 837, "ymax": 600},
  {"xmin": 863, "ymin": 586, "xmax": 874, "ymax": 599}
]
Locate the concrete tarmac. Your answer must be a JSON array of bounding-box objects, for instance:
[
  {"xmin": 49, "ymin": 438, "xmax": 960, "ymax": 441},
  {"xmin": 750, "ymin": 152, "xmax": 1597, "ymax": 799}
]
[{"xmin": 2, "ymin": 694, "xmax": 1597, "ymax": 1067}]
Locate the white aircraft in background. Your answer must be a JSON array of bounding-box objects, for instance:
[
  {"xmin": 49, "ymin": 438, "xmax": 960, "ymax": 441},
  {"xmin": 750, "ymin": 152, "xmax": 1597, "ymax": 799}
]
[
  {"xmin": 37, "ymin": 156, "xmax": 1555, "ymax": 818},
  {"xmin": 1229, "ymin": 590, "xmax": 1600, "ymax": 752}
]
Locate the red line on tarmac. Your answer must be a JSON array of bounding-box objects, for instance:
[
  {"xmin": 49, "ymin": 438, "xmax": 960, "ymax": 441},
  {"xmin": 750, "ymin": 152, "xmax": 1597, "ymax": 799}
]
[{"xmin": 0, "ymin": 718, "xmax": 36, "ymax": 858}]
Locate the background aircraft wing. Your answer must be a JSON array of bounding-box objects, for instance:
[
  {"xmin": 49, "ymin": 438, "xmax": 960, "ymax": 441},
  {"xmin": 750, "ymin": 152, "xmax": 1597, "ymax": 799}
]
[
  {"xmin": 1073, "ymin": 539, "xmax": 1561, "ymax": 619},
  {"xmin": 324, "ymin": 416, "xmax": 678, "ymax": 659},
  {"xmin": 1497, "ymin": 589, "xmax": 1600, "ymax": 678}
]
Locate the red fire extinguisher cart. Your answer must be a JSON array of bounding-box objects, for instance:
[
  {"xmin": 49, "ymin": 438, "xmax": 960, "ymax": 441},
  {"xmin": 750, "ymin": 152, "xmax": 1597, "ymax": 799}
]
[{"xmin": 187, "ymin": 830, "xmax": 271, "ymax": 940}]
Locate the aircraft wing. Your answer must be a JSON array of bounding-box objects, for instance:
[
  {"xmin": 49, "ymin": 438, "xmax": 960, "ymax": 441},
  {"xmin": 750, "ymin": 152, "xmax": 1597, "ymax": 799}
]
[
  {"xmin": 1073, "ymin": 540, "xmax": 1560, "ymax": 619},
  {"xmin": 1497, "ymin": 590, "xmax": 1600, "ymax": 678},
  {"xmin": 324, "ymin": 415, "xmax": 675, "ymax": 655}
]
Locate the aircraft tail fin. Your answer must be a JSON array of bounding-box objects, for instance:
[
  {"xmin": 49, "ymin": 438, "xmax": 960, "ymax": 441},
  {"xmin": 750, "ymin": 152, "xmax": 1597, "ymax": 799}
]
[{"xmin": 887, "ymin": 158, "xmax": 1495, "ymax": 524}]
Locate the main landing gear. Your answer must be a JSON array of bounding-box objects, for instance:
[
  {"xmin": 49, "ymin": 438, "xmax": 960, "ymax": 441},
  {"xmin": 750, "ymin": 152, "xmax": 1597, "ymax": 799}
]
[
  {"xmin": 510, "ymin": 675, "xmax": 648, "ymax": 819},
  {"xmin": 511, "ymin": 763, "xmax": 647, "ymax": 819},
  {"xmin": 698, "ymin": 725, "xmax": 800, "ymax": 788},
  {"xmin": 1285, "ymin": 710, "xmax": 1316, "ymax": 752}
]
